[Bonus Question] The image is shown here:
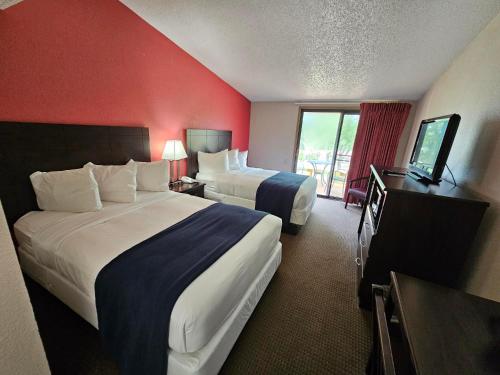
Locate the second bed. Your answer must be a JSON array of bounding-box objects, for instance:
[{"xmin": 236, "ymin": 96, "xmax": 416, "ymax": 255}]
[{"xmin": 196, "ymin": 167, "xmax": 317, "ymax": 226}]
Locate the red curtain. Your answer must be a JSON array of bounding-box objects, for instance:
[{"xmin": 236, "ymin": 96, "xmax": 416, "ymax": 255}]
[{"xmin": 343, "ymin": 102, "xmax": 412, "ymax": 203}]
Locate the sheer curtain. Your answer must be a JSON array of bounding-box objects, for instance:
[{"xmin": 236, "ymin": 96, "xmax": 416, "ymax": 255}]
[{"xmin": 343, "ymin": 102, "xmax": 412, "ymax": 203}]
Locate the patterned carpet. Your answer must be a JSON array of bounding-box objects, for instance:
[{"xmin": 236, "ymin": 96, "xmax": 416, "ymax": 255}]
[{"xmin": 26, "ymin": 198, "xmax": 371, "ymax": 375}]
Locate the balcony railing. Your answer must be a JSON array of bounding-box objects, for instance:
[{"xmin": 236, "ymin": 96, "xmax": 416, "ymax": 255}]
[{"xmin": 297, "ymin": 153, "xmax": 352, "ymax": 197}]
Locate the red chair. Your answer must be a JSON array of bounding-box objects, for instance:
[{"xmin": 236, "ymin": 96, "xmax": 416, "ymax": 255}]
[{"xmin": 344, "ymin": 176, "xmax": 369, "ymax": 209}]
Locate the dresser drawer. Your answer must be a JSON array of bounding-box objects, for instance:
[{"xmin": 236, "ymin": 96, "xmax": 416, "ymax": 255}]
[
  {"xmin": 356, "ymin": 239, "xmax": 363, "ymax": 288},
  {"xmin": 357, "ymin": 232, "xmax": 370, "ymax": 287}
]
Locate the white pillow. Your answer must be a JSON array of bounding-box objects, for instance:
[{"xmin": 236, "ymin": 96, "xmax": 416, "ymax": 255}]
[
  {"xmin": 198, "ymin": 149, "xmax": 229, "ymax": 174},
  {"xmin": 85, "ymin": 162, "xmax": 137, "ymax": 203},
  {"xmin": 30, "ymin": 168, "xmax": 102, "ymax": 212},
  {"xmin": 238, "ymin": 150, "xmax": 248, "ymax": 169},
  {"xmin": 228, "ymin": 149, "xmax": 240, "ymax": 170},
  {"xmin": 128, "ymin": 159, "xmax": 170, "ymax": 192}
]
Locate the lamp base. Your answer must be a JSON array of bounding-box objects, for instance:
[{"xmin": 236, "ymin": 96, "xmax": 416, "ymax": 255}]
[{"xmin": 169, "ymin": 160, "xmax": 175, "ymax": 183}]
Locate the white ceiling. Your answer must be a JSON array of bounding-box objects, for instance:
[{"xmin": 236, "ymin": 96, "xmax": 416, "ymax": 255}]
[
  {"xmin": 0, "ymin": 0, "xmax": 23, "ymax": 10},
  {"xmin": 121, "ymin": 0, "xmax": 500, "ymax": 102}
]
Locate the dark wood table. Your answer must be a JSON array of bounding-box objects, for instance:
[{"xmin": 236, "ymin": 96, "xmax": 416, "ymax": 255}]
[
  {"xmin": 369, "ymin": 272, "xmax": 500, "ymax": 374},
  {"xmin": 169, "ymin": 181, "xmax": 205, "ymax": 198}
]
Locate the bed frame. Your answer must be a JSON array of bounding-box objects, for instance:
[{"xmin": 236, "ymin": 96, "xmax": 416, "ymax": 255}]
[
  {"xmin": 186, "ymin": 128, "xmax": 231, "ymax": 178},
  {"xmin": 0, "ymin": 121, "xmax": 150, "ymax": 230}
]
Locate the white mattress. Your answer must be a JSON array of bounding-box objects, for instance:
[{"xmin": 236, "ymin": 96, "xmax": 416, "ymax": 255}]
[
  {"xmin": 196, "ymin": 167, "xmax": 317, "ymax": 225},
  {"xmin": 14, "ymin": 191, "xmax": 282, "ymax": 354},
  {"xmin": 167, "ymin": 243, "xmax": 281, "ymax": 375}
]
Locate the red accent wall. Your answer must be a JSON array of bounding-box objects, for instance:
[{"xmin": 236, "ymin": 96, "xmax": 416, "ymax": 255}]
[{"xmin": 0, "ymin": 0, "xmax": 250, "ymax": 174}]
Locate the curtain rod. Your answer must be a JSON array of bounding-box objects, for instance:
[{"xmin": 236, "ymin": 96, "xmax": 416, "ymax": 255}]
[{"xmin": 293, "ymin": 99, "xmax": 411, "ymax": 105}]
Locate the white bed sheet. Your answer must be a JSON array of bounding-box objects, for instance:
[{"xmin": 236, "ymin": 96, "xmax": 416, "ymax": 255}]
[
  {"xmin": 196, "ymin": 167, "xmax": 317, "ymax": 225},
  {"xmin": 14, "ymin": 191, "xmax": 281, "ymax": 354},
  {"xmin": 168, "ymin": 243, "xmax": 281, "ymax": 375},
  {"xmin": 18, "ymin": 242, "xmax": 282, "ymax": 375}
]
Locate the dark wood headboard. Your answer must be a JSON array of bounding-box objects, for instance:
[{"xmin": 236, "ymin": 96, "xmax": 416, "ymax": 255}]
[
  {"xmin": 186, "ymin": 129, "xmax": 232, "ymax": 178},
  {"xmin": 0, "ymin": 122, "xmax": 150, "ymax": 229}
]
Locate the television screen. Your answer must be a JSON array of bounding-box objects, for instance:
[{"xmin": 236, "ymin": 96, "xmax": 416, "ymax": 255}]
[
  {"xmin": 409, "ymin": 114, "xmax": 460, "ymax": 182},
  {"xmin": 411, "ymin": 118, "xmax": 449, "ymax": 176}
]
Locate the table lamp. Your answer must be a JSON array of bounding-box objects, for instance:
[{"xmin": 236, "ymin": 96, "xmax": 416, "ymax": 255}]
[{"xmin": 162, "ymin": 140, "xmax": 187, "ymax": 183}]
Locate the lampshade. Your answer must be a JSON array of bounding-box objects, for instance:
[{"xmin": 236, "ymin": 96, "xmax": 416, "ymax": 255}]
[{"xmin": 162, "ymin": 140, "xmax": 187, "ymax": 161}]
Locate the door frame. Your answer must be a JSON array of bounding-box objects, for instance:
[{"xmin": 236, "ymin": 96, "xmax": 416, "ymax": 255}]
[{"xmin": 293, "ymin": 108, "xmax": 360, "ymax": 199}]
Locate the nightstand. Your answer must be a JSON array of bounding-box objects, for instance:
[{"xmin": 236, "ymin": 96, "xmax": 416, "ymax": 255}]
[{"xmin": 169, "ymin": 181, "xmax": 205, "ymax": 198}]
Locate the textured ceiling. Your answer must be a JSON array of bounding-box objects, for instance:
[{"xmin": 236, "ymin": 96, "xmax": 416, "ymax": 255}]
[
  {"xmin": 121, "ymin": 0, "xmax": 500, "ymax": 101},
  {"xmin": 0, "ymin": 0, "xmax": 24, "ymax": 10}
]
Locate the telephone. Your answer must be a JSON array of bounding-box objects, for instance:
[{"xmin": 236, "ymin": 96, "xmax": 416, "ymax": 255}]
[{"xmin": 180, "ymin": 176, "xmax": 196, "ymax": 183}]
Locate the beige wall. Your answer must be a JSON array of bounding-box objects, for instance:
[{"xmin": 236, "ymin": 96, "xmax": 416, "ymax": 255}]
[
  {"xmin": 248, "ymin": 102, "xmax": 300, "ymax": 171},
  {"xmin": 402, "ymin": 13, "xmax": 500, "ymax": 302},
  {"xmin": 249, "ymin": 101, "xmax": 415, "ymax": 172},
  {"xmin": 0, "ymin": 201, "xmax": 50, "ymax": 374}
]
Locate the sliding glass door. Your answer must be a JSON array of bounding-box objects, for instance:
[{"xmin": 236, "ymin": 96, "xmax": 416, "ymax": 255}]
[{"xmin": 295, "ymin": 110, "xmax": 360, "ymax": 198}]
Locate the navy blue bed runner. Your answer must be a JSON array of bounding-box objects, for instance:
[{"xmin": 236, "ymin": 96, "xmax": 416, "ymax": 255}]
[
  {"xmin": 255, "ymin": 172, "xmax": 307, "ymax": 227},
  {"xmin": 95, "ymin": 203, "xmax": 267, "ymax": 375}
]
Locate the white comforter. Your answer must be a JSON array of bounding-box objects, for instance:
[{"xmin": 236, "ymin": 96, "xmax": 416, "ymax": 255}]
[
  {"xmin": 14, "ymin": 191, "xmax": 281, "ymax": 353},
  {"xmin": 196, "ymin": 167, "xmax": 317, "ymax": 225}
]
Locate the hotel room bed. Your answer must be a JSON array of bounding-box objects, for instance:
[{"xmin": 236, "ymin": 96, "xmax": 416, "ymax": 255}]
[
  {"xmin": 15, "ymin": 191, "xmax": 282, "ymax": 374},
  {"xmin": 1, "ymin": 122, "xmax": 282, "ymax": 375},
  {"xmin": 186, "ymin": 129, "xmax": 317, "ymax": 230},
  {"xmin": 196, "ymin": 167, "xmax": 317, "ymax": 226}
]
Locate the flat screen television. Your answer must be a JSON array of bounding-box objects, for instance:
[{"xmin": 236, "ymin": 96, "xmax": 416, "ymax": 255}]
[{"xmin": 408, "ymin": 114, "xmax": 460, "ymax": 183}]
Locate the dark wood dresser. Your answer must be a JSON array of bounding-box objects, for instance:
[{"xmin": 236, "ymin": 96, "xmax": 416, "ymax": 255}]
[
  {"xmin": 357, "ymin": 165, "xmax": 489, "ymax": 309},
  {"xmin": 369, "ymin": 272, "xmax": 500, "ymax": 375}
]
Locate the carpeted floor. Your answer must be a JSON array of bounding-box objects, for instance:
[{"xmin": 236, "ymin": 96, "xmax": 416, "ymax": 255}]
[{"xmin": 26, "ymin": 198, "xmax": 371, "ymax": 375}]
